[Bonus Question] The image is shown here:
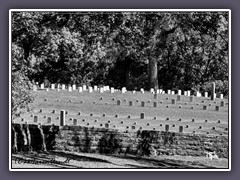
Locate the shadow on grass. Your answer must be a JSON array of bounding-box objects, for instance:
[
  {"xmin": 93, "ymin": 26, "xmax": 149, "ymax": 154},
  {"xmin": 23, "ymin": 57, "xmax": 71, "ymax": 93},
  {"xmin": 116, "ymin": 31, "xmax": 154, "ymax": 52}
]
[{"xmin": 109, "ymin": 154, "xmax": 216, "ymax": 169}]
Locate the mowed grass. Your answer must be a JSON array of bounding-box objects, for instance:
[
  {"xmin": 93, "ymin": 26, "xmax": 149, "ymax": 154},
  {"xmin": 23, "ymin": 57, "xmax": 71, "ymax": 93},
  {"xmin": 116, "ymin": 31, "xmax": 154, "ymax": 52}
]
[{"xmin": 13, "ymin": 88, "xmax": 229, "ymax": 136}]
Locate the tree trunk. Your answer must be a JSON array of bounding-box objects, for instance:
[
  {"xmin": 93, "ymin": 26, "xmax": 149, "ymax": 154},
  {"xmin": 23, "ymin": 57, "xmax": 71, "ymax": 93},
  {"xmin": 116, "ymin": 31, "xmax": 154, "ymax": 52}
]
[{"xmin": 149, "ymin": 57, "xmax": 159, "ymax": 90}]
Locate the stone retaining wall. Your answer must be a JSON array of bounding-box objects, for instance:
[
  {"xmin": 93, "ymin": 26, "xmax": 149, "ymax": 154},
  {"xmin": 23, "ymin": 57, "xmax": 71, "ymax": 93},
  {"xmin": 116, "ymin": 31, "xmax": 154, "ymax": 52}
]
[{"xmin": 11, "ymin": 123, "xmax": 228, "ymax": 158}]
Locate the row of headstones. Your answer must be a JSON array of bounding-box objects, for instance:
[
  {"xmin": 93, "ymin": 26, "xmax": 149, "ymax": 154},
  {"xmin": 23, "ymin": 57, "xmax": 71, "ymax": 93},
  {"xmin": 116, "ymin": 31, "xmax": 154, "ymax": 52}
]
[
  {"xmin": 17, "ymin": 115, "xmax": 227, "ymax": 135},
  {"xmin": 35, "ymin": 83, "xmax": 115, "ymax": 93},
  {"xmin": 35, "ymin": 82, "xmax": 221, "ymax": 100},
  {"xmin": 115, "ymin": 99, "xmax": 226, "ymax": 110},
  {"xmin": 33, "ymin": 110, "xmax": 225, "ymax": 125}
]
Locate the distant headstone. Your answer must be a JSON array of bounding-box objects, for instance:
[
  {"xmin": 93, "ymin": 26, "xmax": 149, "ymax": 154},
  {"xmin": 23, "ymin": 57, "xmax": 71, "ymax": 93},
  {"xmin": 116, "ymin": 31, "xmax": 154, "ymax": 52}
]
[
  {"xmin": 184, "ymin": 91, "xmax": 187, "ymax": 96},
  {"xmin": 40, "ymin": 83, "xmax": 44, "ymax": 89},
  {"xmin": 78, "ymin": 87, "xmax": 83, "ymax": 92},
  {"xmin": 105, "ymin": 123, "xmax": 110, "ymax": 128},
  {"xmin": 204, "ymin": 92, "xmax": 208, "ymax": 98},
  {"xmin": 177, "ymin": 95, "xmax": 181, "ymax": 101},
  {"xmin": 68, "ymin": 86, "xmax": 72, "ymax": 92},
  {"xmin": 203, "ymin": 105, "xmax": 207, "ymax": 110},
  {"xmin": 34, "ymin": 116, "xmax": 38, "ymax": 122},
  {"xmin": 150, "ymin": 88, "xmax": 154, "ymax": 93},
  {"xmin": 220, "ymin": 101, "xmax": 225, "ymax": 107},
  {"xmin": 129, "ymin": 101, "xmax": 133, "ymax": 106},
  {"xmin": 190, "ymin": 96, "xmax": 194, "ymax": 102},
  {"xmin": 94, "ymin": 85, "xmax": 98, "ymax": 91},
  {"xmin": 73, "ymin": 119, "xmax": 78, "ymax": 125},
  {"xmin": 211, "ymin": 82, "xmax": 216, "ymax": 100},
  {"xmin": 165, "ymin": 125, "xmax": 169, "ymax": 132},
  {"xmin": 178, "ymin": 90, "xmax": 182, "ymax": 95},
  {"xmin": 153, "ymin": 102, "xmax": 157, "ymax": 107},
  {"xmin": 47, "ymin": 117, "xmax": 51, "ymax": 124},
  {"xmin": 72, "ymin": 84, "xmax": 76, "ymax": 90},
  {"xmin": 100, "ymin": 87, "xmax": 104, "ymax": 93},
  {"xmin": 110, "ymin": 87, "xmax": 115, "ymax": 93},
  {"xmin": 62, "ymin": 84, "xmax": 65, "ymax": 90},
  {"xmin": 220, "ymin": 94, "xmax": 223, "ymax": 99},
  {"xmin": 167, "ymin": 90, "xmax": 171, "ymax": 94},
  {"xmin": 88, "ymin": 86, "xmax": 93, "ymax": 93},
  {"xmin": 187, "ymin": 90, "xmax": 191, "ymax": 96},
  {"xmin": 83, "ymin": 85, "xmax": 87, "ymax": 91},
  {"xmin": 171, "ymin": 91, "xmax": 175, "ymax": 95},
  {"xmin": 51, "ymin": 84, "xmax": 55, "ymax": 90},
  {"xmin": 140, "ymin": 88, "xmax": 144, "ymax": 94},
  {"xmin": 196, "ymin": 91, "xmax": 201, "ymax": 97},
  {"xmin": 117, "ymin": 100, "xmax": 121, "ymax": 105},
  {"xmin": 121, "ymin": 87, "xmax": 126, "ymax": 93}
]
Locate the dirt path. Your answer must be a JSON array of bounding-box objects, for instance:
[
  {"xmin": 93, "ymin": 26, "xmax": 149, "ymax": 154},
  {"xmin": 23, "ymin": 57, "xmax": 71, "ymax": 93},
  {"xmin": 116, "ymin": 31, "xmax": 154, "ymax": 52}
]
[{"xmin": 11, "ymin": 151, "xmax": 228, "ymax": 169}]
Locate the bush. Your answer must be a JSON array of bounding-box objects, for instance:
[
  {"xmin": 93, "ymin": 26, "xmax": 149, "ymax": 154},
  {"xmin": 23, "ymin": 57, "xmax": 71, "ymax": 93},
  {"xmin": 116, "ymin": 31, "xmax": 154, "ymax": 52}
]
[{"xmin": 12, "ymin": 71, "xmax": 34, "ymax": 119}]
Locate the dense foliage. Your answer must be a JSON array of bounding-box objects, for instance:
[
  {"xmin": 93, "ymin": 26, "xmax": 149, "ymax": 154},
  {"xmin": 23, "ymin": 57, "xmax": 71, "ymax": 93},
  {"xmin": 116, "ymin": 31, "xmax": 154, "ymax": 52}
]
[{"xmin": 11, "ymin": 11, "xmax": 229, "ymax": 117}]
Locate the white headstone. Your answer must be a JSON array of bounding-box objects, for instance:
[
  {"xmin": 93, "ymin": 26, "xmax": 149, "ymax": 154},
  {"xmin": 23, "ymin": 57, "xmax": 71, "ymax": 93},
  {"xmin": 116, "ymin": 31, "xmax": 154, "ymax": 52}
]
[
  {"xmin": 51, "ymin": 84, "xmax": 55, "ymax": 90},
  {"xmin": 68, "ymin": 86, "xmax": 72, "ymax": 92},
  {"xmin": 184, "ymin": 91, "xmax": 187, "ymax": 96},
  {"xmin": 150, "ymin": 88, "xmax": 154, "ymax": 93},
  {"xmin": 196, "ymin": 91, "xmax": 201, "ymax": 97},
  {"xmin": 78, "ymin": 87, "xmax": 83, "ymax": 92},
  {"xmin": 83, "ymin": 85, "xmax": 87, "ymax": 91},
  {"xmin": 110, "ymin": 87, "xmax": 115, "ymax": 93},
  {"xmin": 171, "ymin": 91, "xmax": 175, "ymax": 95},
  {"xmin": 204, "ymin": 92, "xmax": 208, "ymax": 98},
  {"xmin": 89, "ymin": 86, "xmax": 93, "ymax": 93},
  {"xmin": 40, "ymin": 83, "xmax": 44, "ymax": 89},
  {"xmin": 122, "ymin": 87, "xmax": 126, "ymax": 94},
  {"xmin": 178, "ymin": 90, "xmax": 181, "ymax": 95},
  {"xmin": 72, "ymin": 84, "xmax": 76, "ymax": 90},
  {"xmin": 57, "ymin": 84, "xmax": 61, "ymax": 89},
  {"xmin": 106, "ymin": 86, "xmax": 110, "ymax": 91},
  {"xmin": 220, "ymin": 94, "xmax": 223, "ymax": 99},
  {"xmin": 62, "ymin": 84, "xmax": 65, "ymax": 90},
  {"xmin": 103, "ymin": 86, "xmax": 107, "ymax": 91},
  {"xmin": 156, "ymin": 89, "xmax": 160, "ymax": 94},
  {"xmin": 100, "ymin": 87, "xmax": 104, "ymax": 93},
  {"xmin": 162, "ymin": 90, "xmax": 165, "ymax": 94},
  {"xmin": 140, "ymin": 88, "xmax": 144, "ymax": 94},
  {"xmin": 132, "ymin": 90, "xmax": 136, "ymax": 94},
  {"xmin": 94, "ymin": 85, "xmax": 98, "ymax": 91},
  {"xmin": 187, "ymin": 90, "xmax": 191, "ymax": 96}
]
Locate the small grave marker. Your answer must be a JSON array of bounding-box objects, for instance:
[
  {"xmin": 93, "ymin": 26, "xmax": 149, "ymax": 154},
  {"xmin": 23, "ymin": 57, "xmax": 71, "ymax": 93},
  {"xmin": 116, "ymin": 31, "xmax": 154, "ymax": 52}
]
[
  {"xmin": 47, "ymin": 117, "xmax": 52, "ymax": 124},
  {"xmin": 153, "ymin": 102, "xmax": 157, "ymax": 107},
  {"xmin": 171, "ymin": 99, "xmax": 176, "ymax": 104},
  {"xmin": 73, "ymin": 119, "xmax": 78, "ymax": 125},
  {"xmin": 60, "ymin": 110, "xmax": 66, "ymax": 126},
  {"xmin": 165, "ymin": 125, "xmax": 169, "ymax": 132}
]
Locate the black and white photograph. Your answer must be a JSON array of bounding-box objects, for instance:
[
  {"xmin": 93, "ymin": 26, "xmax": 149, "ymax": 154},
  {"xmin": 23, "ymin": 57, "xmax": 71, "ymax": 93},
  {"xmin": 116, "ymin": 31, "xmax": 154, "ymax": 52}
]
[{"xmin": 9, "ymin": 9, "xmax": 230, "ymax": 171}]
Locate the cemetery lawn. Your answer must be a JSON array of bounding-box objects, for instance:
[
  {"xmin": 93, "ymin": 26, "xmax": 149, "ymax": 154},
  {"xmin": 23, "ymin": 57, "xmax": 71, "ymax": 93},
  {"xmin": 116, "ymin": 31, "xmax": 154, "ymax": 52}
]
[{"xmin": 15, "ymin": 89, "xmax": 229, "ymax": 135}]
